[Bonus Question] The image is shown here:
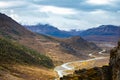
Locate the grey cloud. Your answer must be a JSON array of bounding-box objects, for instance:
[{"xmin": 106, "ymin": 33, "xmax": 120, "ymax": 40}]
[{"xmin": 0, "ymin": 0, "xmax": 120, "ymax": 30}]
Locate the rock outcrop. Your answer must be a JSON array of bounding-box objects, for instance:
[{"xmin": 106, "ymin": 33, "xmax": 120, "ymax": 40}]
[{"xmin": 110, "ymin": 41, "xmax": 120, "ymax": 80}]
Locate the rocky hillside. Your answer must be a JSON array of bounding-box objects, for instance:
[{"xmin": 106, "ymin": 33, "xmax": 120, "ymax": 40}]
[
  {"xmin": 60, "ymin": 40, "xmax": 120, "ymax": 80},
  {"xmin": 62, "ymin": 36, "xmax": 100, "ymax": 51},
  {"xmin": 59, "ymin": 36, "xmax": 101, "ymax": 56},
  {"xmin": 110, "ymin": 40, "xmax": 120, "ymax": 80},
  {"xmin": 0, "ymin": 13, "xmax": 34, "ymax": 39}
]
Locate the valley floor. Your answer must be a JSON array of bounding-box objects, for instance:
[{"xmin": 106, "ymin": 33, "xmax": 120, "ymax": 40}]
[{"xmin": 54, "ymin": 51, "xmax": 109, "ymax": 80}]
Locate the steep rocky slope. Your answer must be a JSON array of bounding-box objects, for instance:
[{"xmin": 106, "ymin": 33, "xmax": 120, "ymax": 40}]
[
  {"xmin": 0, "ymin": 13, "xmax": 34, "ymax": 38},
  {"xmin": 110, "ymin": 40, "xmax": 120, "ymax": 80}
]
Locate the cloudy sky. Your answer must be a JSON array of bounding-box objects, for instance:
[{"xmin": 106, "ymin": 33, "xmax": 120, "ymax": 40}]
[{"xmin": 0, "ymin": 0, "xmax": 120, "ymax": 30}]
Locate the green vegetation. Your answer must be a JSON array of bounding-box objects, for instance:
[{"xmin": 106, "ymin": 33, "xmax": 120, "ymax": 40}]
[
  {"xmin": 11, "ymin": 29, "xmax": 20, "ymax": 35},
  {"xmin": 0, "ymin": 31, "xmax": 13, "ymax": 39},
  {"xmin": 0, "ymin": 38, "xmax": 54, "ymax": 68}
]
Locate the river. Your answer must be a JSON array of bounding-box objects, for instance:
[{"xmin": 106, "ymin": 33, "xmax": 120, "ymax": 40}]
[{"xmin": 54, "ymin": 50, "xmax": 109, "ymax": 80}]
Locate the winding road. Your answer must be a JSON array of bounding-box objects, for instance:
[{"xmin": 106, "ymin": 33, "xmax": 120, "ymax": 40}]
[{"xmin": 54, "ymin": 50, "xmax": 109, "ymax": 80}]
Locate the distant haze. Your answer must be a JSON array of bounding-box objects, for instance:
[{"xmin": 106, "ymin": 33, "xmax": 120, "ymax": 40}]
[{"xmin": 0, "ymin": 0, "xmax": 120, "ymax": 30}]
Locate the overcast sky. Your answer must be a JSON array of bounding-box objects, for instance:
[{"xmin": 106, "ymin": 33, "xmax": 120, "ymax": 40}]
[{"xmin": 0, "ymin": 0, "xmax": 120, "ymax": 30}]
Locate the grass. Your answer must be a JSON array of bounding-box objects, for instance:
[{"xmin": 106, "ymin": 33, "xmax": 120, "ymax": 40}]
[
  {"xmin": 0, "ymin": 37, "xmax": 54, "ymax": 68},
  {"xmin": 0, "ymin": 64, "xmax": 56, "ymax": 80}
]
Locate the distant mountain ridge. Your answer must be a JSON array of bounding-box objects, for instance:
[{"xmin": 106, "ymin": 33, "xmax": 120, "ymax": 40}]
[
  {"xmin": 24, "ymin": 24, "xmax": 71, "ymax": 38},
  {"xmin": 79, "ymin": 25, "xmax": 120, "ymax": 36},
  {"xmin": 80, "ymin": 25, "xmax": 120, "ymax": 42},
  {"xmin": 24, "ymin": 24, "xmax": 120, "ymax": 42}
]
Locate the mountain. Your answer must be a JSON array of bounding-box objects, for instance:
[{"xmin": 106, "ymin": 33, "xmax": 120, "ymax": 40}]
[
  {"xmin": 24, "ymin": 23, "xmax": 102, "ymax": 61},
  {"xmin": 0, "ymin": 13, "xmax": 56, "ymax": 80},
  {"xmin": 0, "ymin": 37, "xmax": 54, "ymax": 68},
  {"xmin": 24, "ymin": 24, "xmax": 71, "ymax": 38},
  {"xmin": 79, "ymin": 25, "xmax": 120, "ymax": 50},
  {"xmin": 0, "ymin": 13, "xmax": 102, "ymax": 79},
  {"xmin": 80, "ymin": 25, "xmax": 120, "ymax": 36},
  {"xmin": 24, "ymin": 24, "xmax": 119, "ymax": 50},
  {"xmin": 60, "ymin": 36, "xmax": 101, "ymax": 55},
  {"xmin": 0, "ymin": 13, "xmax": 34, "ymax": 39},
  {"xmin": 0, "ymin": 13, "xmax": 101, "ymax": 64},
  {"xmin": 24, "ymin": 24, "xmax": 120, "ymax": 43},
  {"xmin": 79, "ymin": 25, "xmax": 120, "ymax": 42},
  {"xmin": 60, "ymin": 40, "xmax": 120, "ymax": 80}
]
